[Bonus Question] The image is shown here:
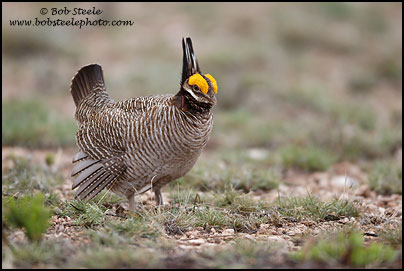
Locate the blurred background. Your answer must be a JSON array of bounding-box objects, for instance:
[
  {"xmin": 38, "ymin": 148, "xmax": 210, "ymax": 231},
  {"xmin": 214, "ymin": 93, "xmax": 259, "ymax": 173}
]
[{"xmin": 2, "ymin": 2, "xmax": 402, "ymax": 178}]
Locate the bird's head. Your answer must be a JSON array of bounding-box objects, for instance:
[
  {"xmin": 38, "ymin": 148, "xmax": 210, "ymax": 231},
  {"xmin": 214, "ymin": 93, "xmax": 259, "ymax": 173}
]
[{"xmin": 180, "ymin": 37, "xmax": 217, "ymax": 106}]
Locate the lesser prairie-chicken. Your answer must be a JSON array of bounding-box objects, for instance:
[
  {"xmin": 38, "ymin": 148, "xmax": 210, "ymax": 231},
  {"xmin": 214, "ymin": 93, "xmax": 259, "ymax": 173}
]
[{"xmin": 70, "ymin": 37, "xmax": 217, "ymax": 210}]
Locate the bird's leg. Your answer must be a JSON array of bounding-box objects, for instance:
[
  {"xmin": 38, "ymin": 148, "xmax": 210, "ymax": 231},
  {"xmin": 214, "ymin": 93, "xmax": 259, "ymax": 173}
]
[
  {"xmin": 127, "ymin": 193, "xmax": 137, "ymax": 212},
  {"xmin": 154, "ymin": 189, "xmax": 164, "ymax": 206}
]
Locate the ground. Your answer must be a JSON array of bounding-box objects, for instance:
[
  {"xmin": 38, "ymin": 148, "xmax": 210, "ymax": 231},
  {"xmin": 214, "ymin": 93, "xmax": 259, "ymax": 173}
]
[
  {"xmin": 2, "ymin": 2, "xmax": 402, "ymax": 269},
  {"xmin": 2, "ymin": 146, "xmax": 402, "ymax": 268}
]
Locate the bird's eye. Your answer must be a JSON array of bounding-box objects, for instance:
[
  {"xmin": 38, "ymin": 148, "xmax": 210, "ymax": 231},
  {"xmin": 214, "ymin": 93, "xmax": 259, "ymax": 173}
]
[{"xmin": 192, "ymin": 85, "xmax": 200, "ymax": 92}]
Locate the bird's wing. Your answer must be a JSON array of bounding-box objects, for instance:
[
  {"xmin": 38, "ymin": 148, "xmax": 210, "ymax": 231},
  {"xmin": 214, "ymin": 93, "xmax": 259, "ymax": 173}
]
[{"xmin": 114, "ymin": 94, "xmax": 173, "ymax": 116}]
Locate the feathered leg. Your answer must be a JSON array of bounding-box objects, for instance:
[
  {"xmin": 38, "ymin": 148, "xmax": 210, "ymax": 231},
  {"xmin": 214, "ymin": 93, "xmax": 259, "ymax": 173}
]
[
  {"xmin": 127, "ymin": 193, "xmax": 137, "ymax": 211},
  {"xmin": 154, "ymin": 189, "xmax": 164, "ymax": 206}
]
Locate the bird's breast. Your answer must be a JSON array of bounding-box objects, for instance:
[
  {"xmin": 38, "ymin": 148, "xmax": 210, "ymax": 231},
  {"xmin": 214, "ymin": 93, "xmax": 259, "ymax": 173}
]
[{"xmin": 123, "ymin": 105, "xmax": 213, "ymax": 180}]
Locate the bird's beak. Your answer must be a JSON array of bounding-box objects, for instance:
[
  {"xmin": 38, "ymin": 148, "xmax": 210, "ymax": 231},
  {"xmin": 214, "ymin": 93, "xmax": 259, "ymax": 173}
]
[
  {"xmin": 208, "ymin": 95, "xmax": 217, "ymax": 105},
  {"xmin": 181, "ymin": 37, "xmax": 201, "ymax": 85}
]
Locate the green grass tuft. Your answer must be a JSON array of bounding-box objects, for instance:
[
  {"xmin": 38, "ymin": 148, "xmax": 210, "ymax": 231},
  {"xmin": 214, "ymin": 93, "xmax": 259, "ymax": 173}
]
[
  {"xmin": 368, "ymin": 161, "xmax": 402, "ymax": 195},
  {"xmin": 2, "ymin": 155, "xmax": 64, "ymax": 196},
  {"xmin": 379, "ymin": 224, "xmax": 402, "ymax": 249},
  {"xmin": 107, "ymin": 216, "xmax": 161, "ymax": 239},
  {"xmin": 213, "ymin": 187, "xmax": 268, "ymax": 213},
  {"xmin": 5, "ymin": 240, "xmax": 69, "ymax": 268},
  {"xmin": 293, "ymin": 230, "xmax": 398, "ymax": 267},
  {"xmin": 199, "ymin": 238, "xmax": 283, "ymax": 268},
  {"xmin": 3, "ymin": 193, "xmax": 52, "ymax": 242},
  {"xmin": 173, "ymin": 161, "xmax": 280, "ymax": 193},
  {"xmin": 275, "ymin": 194, "xmax": 359, "ymax": 222},
  {"xmin": 71, "ymin": 246, "xmax": 160, "ymax": 269},
  {"xmin": 194, "ymin": 207, "xmax": 228, "ymax": 229},
  {"xmin": 281, "ymin": 145, "xmax": 336, "ymax": 172},
  {"xmin": 60, "ymin": 199, "xmax": 106, "ymax": 228}
]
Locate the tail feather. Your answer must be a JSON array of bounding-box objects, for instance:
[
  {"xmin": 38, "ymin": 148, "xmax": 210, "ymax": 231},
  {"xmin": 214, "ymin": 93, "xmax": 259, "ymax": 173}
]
[
  {"xmin": 71, "ymin": 159, "xmax": 100, "ymax": 179},
  {"xmin": 77, "ymin": 173, "xmax": 115, "ymax": 201},
  {"xmin": 75, "ymin": 170, "xmax": 108, "ymax": 197},
  {"xmin": 70, "ymin": 64, "xmax": 106, "ymax": 106},
  {"xmin": 71, "ymin": 153, "xmax": 126, "ymax": 201},
  {"xmin": 85, "ymin": 174, "xmax": 118, "ymax": 200},
  {"xmin": 72, "ymin": 151, "xmax": 88, "ymax": 163},
  {"xmin": 72, "ymin": 162, "xmax": 103, "ymax": 189}
]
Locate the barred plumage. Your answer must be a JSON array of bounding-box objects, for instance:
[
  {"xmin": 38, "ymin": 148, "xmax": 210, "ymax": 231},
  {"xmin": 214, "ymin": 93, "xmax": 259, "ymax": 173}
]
[{"xmin": 70, "ymin": 38, "xmax": 217, "ymax": 209}]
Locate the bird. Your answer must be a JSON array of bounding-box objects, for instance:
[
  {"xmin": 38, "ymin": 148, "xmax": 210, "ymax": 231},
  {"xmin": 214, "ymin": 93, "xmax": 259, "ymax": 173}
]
[{"xmin": 69, "ymin": 37, "xmax": 217, "ymax": 211}]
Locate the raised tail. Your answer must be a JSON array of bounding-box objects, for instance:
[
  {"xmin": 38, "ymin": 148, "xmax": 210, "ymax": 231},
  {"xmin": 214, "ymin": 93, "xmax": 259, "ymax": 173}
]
[{"xmin": 70, "ymin": 64, "xmax": 107, "ymax": 107}]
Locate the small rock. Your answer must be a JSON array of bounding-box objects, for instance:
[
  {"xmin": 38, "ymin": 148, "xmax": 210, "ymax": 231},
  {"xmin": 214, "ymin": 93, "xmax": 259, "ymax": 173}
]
[
  {"xmin": 339, "ymin": 217, "xmax": 349, "ymax": 224},
  {"xmin": 364, "ymin": 231, "xmax": 378, "ymax": 237},
  {"xmin": 188, "ymin": 239, "xmax": 205, "ymax": 245},
  {"xmin": 247, "ymin": 148, "xmax": 268, "ymax": 160},
  {"xmin": 378, "ymin": 207, "xmax": 386, "ymax": 214},
  {"xmin": 287, "ymin": 229, "xmax": 300, "ymax": 236},
  {"xmin": 266, "ymin": 236, "xmax": 295, "ymax": 249},
  {"xmin": 185, "ymin": 230, "xmax": 199, "ymax": 238},
  {"xmin": 257, "ymin": 224, "xmax": 270, "ymax": 235},
  {"xmin": 222, "ymin": 229, "xmax": 235, "ymax": 235},
  {"xmin": 331, "ymin": 175, "xmax": 359, "ymax": 188},
  {"xmin": 259, "ymin": 223, "xmax": 269, "ymax": 230},
  {"xmin": 179, "ymin": 244, "xmax": 194, "ymax": 250},
  {"xmin": 243, "ymin": 234, "xmax": 255, "ymax": 241},
  {"xmin": 302, "ymin": 221, "xmax": 316, "ymax": 227}
]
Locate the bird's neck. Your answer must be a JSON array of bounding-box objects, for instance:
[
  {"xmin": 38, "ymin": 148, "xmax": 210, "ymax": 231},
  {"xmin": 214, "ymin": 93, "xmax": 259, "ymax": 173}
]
[{"xmin": 173, "ymin": 90, "xmax": 212, "ymax": 114}]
